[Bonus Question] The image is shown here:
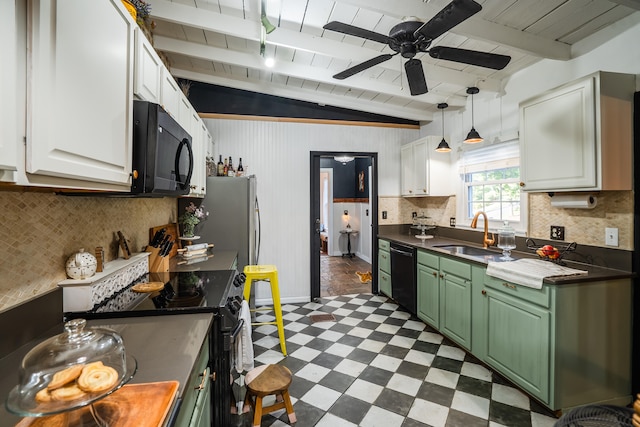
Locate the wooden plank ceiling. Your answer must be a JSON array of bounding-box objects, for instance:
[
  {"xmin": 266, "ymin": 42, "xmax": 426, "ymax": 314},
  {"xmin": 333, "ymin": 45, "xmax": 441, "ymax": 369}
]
[{"xmin": 148, "ymin": 0, "xmax": 639, "ymax": 122}]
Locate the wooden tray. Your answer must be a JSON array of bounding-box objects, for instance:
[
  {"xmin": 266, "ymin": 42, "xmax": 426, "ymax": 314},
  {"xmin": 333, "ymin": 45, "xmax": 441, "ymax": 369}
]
[
  {"xmin": 149, "ymin": 223, "xmax": 180, "ymax": 258},
  {"xmin": 15, "ymin": 381, "xmax": 179, "ymax": 427}
]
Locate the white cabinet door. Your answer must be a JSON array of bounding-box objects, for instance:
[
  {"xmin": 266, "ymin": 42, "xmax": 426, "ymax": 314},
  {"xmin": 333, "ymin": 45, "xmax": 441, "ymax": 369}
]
[
  {"xmin": 28, "ymin": 0, "xmax": 133, "ymax": 186},
  {"xmin": 519, "ymin": 72, "xmax": 633, "ymax": 192},
  {"xmin": 134, "ymin": 29, "xmax": 162, "ymax": 103},
  {"xmin": 400, "ymin": 144, "xmax": 415, "ymax": 196},
  {"xmin": 0, "ymin": 0, "xmax": 18, "ymax": 182},
  {"xmin": 161, "ymin": 69, "xmax": 181, "ymax": 120},
  {"xmin": 426, "ymin": 136, "xmax": 454, "ymax": 196},
  {"xmin": 401, "ymin": 137, "xmax": 453, "ymax": 196},
  {"xmin": 188, "ymin": 110, "xmax": 205, "ymax": 197},
  {"xmin": 413, "ymin": 139, "xmax": 428, "ymax": 195},
  {"xmin": 520, "ymin": 78, "xmax": 596, "ymax": 192},
  {"xmin": 401, "ymin": 140, "xmax": 427, "ymax": 196}
]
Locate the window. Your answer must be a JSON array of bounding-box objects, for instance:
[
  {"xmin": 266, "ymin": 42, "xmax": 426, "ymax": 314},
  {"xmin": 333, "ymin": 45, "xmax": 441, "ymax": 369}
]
[{"xmin": 458, "ymin": 141, "xmax": 527, "ymax": 231}]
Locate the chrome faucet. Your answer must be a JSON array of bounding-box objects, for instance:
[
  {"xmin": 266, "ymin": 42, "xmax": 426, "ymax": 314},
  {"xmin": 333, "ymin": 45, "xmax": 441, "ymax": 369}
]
[{"xmin": 470, "ymin": 211, "xmax": 495, "ymax": 248}]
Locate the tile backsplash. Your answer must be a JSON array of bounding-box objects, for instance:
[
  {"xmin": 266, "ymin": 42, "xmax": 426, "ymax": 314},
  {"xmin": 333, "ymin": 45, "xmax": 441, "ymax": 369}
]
[
  {"xmin": 379, "ymin": 191, "xmax": 633, "ymax": 251},
  {"xmin": 0, "ymin": 191, "xmax": 176, "ymax": 312}
]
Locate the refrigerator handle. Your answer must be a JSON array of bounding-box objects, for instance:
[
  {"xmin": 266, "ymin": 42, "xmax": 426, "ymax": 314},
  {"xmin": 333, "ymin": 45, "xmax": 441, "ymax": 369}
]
[{"xmin": 255, "ymin": 197, "xmax": 261, "ymax": 265}]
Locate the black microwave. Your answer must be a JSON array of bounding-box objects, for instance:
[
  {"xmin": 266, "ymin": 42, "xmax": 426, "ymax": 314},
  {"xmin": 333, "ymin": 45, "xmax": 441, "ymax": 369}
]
[{"xmin": 131, "ymin": 100, "xmax": 193, "ymax": 196}]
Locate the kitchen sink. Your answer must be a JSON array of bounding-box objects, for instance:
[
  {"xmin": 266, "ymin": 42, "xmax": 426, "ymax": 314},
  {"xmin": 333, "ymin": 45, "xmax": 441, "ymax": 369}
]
[{"xmin": 433, "ymin": 245, "xmax": 500, "ymax": 257}]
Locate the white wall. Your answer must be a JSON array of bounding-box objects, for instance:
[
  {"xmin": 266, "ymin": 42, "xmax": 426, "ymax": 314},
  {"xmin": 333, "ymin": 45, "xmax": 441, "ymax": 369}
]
[{"xmin": 206, "ymin": 119, "xmax": 419, "ymax": 303}]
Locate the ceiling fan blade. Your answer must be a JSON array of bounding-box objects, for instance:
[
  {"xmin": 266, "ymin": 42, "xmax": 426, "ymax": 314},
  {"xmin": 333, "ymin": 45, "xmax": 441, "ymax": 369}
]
[
  {"xmin": 323, "ymin": 21, "xmax": 391, "ymax": 45},
  {"xmin": 405, "ymin": 59, "xmax": 428, "ymax": 96},
  {"xmin": 333, "ymin": 54, "xmax": 395, "ymax": 80},
  {"xmin": 414, "ymin": 0, "xmax": 482, "ymax": 41},
  {"xmin": 429, "ymin": 46, "xmax": 511, "ymax": 70}
]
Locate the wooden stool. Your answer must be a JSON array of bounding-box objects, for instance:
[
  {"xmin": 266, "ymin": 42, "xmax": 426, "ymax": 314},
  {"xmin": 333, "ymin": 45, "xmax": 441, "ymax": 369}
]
[
  {"xmin": 243, "ymin": 265, "xmax": 287, "ymax": 356},
  {"xmin": 243, "ymin": 364, "xmax": 296, "ymax": 427}
]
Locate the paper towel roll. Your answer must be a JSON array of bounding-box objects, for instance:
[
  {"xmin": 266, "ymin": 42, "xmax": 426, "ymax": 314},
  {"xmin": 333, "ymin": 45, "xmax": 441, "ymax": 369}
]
[{"xmin": 550, "ymin": 194, "xmax": 597, "ymax": 209}]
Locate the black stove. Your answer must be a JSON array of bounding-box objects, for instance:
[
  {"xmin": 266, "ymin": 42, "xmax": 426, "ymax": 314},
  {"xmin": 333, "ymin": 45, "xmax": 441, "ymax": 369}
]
[
  {"xmin": 68, "ymin": 270, "xmax": 244, "ymax": 322},
  {"xmin": 65, "ymin": 268, "xmax": 245, "ymax": 427}
]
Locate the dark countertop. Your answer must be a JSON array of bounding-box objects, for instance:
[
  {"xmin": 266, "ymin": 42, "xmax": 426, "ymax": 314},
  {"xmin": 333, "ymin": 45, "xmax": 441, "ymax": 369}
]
[
  {"xmin": 0, "ymin": 313, "xmax": 212, "ymax": 427},
  {"xmin": 378, "ymin": 231, "xmax": 634, "ymax": 285}
]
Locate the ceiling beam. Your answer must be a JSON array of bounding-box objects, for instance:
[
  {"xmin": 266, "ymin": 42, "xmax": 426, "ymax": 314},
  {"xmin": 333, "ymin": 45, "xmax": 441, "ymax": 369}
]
[
  {"xmin": 332, "ymin": 0, "xmax": 572, "ymax": 60},
  {"xmin": 607, "ymin": 0, "xmax": 640, "ymax": 11},
  {"xmin": 169, "ymin": 68, "xmax": 436, "ymax": 122},
  {"xmin": 150, "ymin": 0, "xmax": 505, "ymax": 93},
  {"xmin": 154, "ymin": 35, "xmax": 470, "ymax": 107}
]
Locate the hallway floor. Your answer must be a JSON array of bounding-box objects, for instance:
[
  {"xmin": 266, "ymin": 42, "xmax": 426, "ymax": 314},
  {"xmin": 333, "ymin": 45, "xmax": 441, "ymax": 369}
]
[
  {"xmin": 321, "ymin": 253, "xmax": 372, "ymax": 297},
  {"xmin": 233, "ymin": 293, "xmax": 559, "ymax": 427}
]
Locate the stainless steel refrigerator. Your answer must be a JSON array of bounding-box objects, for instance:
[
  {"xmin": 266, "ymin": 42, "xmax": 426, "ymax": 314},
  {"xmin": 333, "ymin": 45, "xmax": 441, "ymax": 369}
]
[{"xmin": 198, "ymin": 175, "xmax": 260, "ymax": 270}]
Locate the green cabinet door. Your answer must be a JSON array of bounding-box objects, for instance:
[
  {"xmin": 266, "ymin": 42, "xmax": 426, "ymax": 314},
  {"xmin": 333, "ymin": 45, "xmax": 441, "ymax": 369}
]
[
  {"xmin": 440, "ymin": 273, "xmax": 472, "ymax": 349},
  {"xmin": 379, "ymin": 269, "xmax": 392, "ymax": 297},
  {"xmin": 483, "ymin": 287, "xmax": 551, "ymax": 404},
  {"xmin": 417, "ymin": 263, "xmax": 439, "ymax": 328},
  {"xmin": 378, "ymin": 239, "xmax": 392, "ymax": 298}
]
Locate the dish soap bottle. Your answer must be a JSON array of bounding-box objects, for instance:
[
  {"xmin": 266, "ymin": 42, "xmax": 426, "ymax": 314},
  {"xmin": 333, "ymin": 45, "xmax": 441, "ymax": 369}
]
[{"xmin": 497, "ymin": 221, "xmax": 516, "ymax": 260}]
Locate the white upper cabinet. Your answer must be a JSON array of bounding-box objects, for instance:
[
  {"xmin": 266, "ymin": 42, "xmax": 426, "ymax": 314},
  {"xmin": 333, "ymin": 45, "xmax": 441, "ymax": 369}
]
[
  {"xmin": 188, "ymin": 109, "xmax": 206, "ymax": 197},
  {"xmin": 27, "ymin": 0, "xmax": 134, "ymax": 187},
  {"xmin": 0, "ymin": 0, "xmax": 18, "ymax": 183},
  {"xmin": 161, "ymin": 68, "xmax": 181, "ymax": 120},
  {"xmin": 133, "ymin": 29, "xmax": 162, "ymax": 103},
  {"xmin": 519, "ymin": 71, "xmax": 634, "ymax": 192},
  {"xmin": 401, "ymin": 136, "xmax": 454, "ymax": 197}
]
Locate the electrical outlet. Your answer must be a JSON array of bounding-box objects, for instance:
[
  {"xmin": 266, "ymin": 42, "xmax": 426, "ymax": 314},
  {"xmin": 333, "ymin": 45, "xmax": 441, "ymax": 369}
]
[
  {"xmin": 382, "ymin": 211, "xmax": 387, "ymax": 219},
  {"xmin": 550, "ymin": 225, "xmax": 565, "ymax": 240},
  {"xmin": 450, "ymin": 217, "xmax": 456, "ymax": 227},
  {"xmin": 605, "ymin": 227, "xmax": 619, "ymax": 247},
  {"xmin": 412, "ymin": 212, "xmax": 417, "ymax": 219}
]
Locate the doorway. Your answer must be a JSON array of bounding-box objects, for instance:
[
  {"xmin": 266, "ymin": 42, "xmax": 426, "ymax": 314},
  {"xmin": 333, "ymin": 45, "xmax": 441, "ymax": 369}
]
[{"xmin": 310, "ymin": 152, "xmax": 379, "ymax": 300}]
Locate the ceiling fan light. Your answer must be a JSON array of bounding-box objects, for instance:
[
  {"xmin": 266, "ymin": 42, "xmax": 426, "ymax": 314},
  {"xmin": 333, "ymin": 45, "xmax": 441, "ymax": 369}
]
[
  {"xmin": 435, "ymin": 138, "xmax": 451, "ymax": 152},
  {"xmin": 464, "ymin": 128, "xmax": 483, "ymax": 144}
]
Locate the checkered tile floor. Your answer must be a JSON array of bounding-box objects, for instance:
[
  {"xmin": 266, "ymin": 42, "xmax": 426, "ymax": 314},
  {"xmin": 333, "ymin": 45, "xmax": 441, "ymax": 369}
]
[{"xmin": 233, "ymin": 293, "xmax": 559, "ymax": 427}]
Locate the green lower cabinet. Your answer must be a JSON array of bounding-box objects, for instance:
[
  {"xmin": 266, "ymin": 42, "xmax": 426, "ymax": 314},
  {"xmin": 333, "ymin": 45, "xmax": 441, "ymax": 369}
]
[
  {"xmin": 482, "ymin": 287, "xmax": 551, "ymax": 404},
  {"xmin": 440, "ymin": 271, "xmax": 472, "ymax": 350},
  {"xmin": 417, "ymin": 263, "xmax": 439, "ymax": 328},
  {"xmin": 378, "ymin": 239, "xmax": 392, "ymax": 298},
  {"xmin": 379, "ymin": 269, "xmax": 392, "ymax": 297}
]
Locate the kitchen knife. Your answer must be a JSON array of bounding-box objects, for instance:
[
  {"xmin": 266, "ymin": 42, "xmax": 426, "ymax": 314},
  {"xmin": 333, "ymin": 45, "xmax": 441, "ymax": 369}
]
[
  {"xmin": 157, "ymin": 234, "xmax": 170, "ymax": 249},
  {"xmin": 160, "ymin": 241, "xmax": 174, "ymax": 257},
  {"xmin": 150, "ymin": 228, "xmax": 166, "ymax": 247}
]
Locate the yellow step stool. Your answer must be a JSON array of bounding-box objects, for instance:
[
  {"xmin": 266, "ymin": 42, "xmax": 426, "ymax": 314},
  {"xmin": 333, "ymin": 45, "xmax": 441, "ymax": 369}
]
[{"xmin": 243, "ymin": 265, "xmax": 287, "ymax": 356}]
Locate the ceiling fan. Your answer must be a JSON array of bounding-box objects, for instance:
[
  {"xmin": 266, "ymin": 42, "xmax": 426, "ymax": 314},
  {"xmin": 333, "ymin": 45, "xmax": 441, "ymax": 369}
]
[{"xmin": 322, "ymin": 0, "xmax": 511, "ymax": 96}]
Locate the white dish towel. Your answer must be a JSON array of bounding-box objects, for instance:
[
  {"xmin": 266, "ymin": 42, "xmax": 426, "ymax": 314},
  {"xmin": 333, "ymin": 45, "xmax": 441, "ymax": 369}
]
[
  {"xmin": 234, "ymin": 300, "xmax": 254, "ymax": 373},
  {"xmin": 486, "ymin": 258, "xmax": 588, "ymax": 289}
]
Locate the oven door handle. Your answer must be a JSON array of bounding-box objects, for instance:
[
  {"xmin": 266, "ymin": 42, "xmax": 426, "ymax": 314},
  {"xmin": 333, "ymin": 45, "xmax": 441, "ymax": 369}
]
[{"xmin": 229, "ymin": 319, "xmax": 244, "ymax": 345}]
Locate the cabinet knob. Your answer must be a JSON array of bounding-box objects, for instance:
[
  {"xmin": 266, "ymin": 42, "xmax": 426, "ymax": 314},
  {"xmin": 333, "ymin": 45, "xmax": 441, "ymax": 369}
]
[
  {"xmin": 409, "ymin": 190, "xmax": 413, "ymax": 193},
  {"xmin": 482, "ymin": 289, "xmax": 487, "ymax": 296},
  {"xmin": 422, "ymin": 189, "xmax": 426, "ymax": 192},
  {"xmin": 432, "ymin": 272, "xmax": 437, "ymax": 277},
  {"xmin": 519, "ymin": 182, "xmax": 525, "ymax": 187},
  {"xmin": 503, "ymin": 282, "xmax": 517, "ymax": 290},
  {"xmin": 439, "ymin": 273, "xmax": 444, "ymax": 279}
]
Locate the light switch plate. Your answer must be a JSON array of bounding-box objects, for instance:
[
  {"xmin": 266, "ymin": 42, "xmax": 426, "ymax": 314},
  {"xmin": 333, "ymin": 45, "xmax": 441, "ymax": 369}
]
[{"xmin": 605, "ymin": 228, "xmax": 619, "ymax": 247}]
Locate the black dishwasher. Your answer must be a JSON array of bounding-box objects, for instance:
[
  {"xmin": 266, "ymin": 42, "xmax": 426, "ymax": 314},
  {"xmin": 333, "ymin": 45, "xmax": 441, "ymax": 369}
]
[{"xmin": 389, "ymin": 242, "xmax": 417, "ymax": 314}]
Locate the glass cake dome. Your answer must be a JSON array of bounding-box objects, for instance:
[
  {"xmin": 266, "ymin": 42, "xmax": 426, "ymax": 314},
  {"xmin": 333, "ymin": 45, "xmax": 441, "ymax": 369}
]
[{"xmin": 6, "ymin": 318, "xmax": 136, "ymax": 417}]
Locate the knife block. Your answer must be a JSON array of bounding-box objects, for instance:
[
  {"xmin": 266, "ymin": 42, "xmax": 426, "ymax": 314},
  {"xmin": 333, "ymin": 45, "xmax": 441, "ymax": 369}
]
[{"xmin": 146, "ymin": 246, "xmax": 169, "ymax": 273}]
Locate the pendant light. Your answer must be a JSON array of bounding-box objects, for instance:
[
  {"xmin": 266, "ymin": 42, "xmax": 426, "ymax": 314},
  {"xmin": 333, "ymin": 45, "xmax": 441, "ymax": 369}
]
[
  {"xmin": 435, "ymin": 103, "xmax": 451, "ymax": 152},
  {"xmin": 464, "ymin": 87, "xmax": 484, "ymax": 144}
]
